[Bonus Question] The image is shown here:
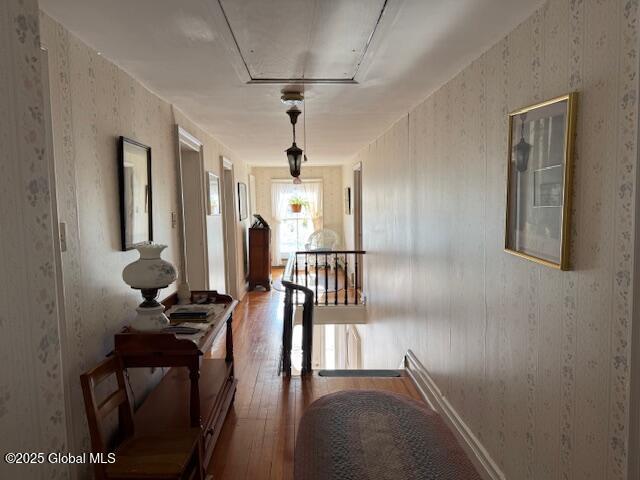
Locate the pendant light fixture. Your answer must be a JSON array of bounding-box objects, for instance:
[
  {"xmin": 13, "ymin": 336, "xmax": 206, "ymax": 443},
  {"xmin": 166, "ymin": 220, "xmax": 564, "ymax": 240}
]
[
  {"xmin": 515, "ymin": 113, "xmax": 532, "ymax": 172},
  {"xmin": 285, "ymin": 107, "xmax": 303, "ymax": 180},
  {"xmin": 303, "ymin": 83, "xmax": 309, "ymax": 162}
]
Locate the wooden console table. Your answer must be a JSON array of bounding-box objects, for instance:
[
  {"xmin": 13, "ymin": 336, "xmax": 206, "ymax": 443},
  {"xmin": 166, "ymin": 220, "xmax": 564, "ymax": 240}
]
[{"xmin": 114, "ymin": 291, "xmax": 238, "ymax": 465}]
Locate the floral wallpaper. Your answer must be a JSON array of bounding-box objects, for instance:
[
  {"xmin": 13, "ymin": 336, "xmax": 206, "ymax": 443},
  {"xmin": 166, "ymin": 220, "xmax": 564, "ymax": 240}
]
[
  {"xmin": 39, "ymin": 14, "xmax": 180, "ymax": 469},
  {"xmin": 0, "ymin": 0, "xmax": 68, "ymax": 478},
  {"xmin": 38, "ymin": 12, "xmax": 249, "ymax": 475},
  {"xmin": 352, "ymin": 0, "xmax": 639, "ymax": 479}
]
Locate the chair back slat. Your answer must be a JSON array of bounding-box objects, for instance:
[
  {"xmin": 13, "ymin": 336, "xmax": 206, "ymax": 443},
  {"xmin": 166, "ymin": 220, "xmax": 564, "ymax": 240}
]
[
  {"xmin": 97, "ymin": 389, "xmax": 128, "ymax": 419},
  {"xmin": 80, "ymin": 355, "xmax": 135, "ymax": 458}
]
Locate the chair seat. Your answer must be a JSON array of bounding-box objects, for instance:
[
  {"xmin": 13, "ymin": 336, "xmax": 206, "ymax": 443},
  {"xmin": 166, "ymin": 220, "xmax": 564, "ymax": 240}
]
[{"xmin": 107, "ymin": 428, "xmax": 201, "ymax": 479}]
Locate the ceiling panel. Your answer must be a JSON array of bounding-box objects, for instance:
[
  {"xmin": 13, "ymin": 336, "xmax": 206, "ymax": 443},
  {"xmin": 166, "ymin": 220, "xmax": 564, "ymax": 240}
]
[
  {"xmin": 219, "ymin": 0, "xmax": 386, "ymax": 81},
  {"xmin": 40, "ymin": 0, "xmax": 544, "ymax": 165}
]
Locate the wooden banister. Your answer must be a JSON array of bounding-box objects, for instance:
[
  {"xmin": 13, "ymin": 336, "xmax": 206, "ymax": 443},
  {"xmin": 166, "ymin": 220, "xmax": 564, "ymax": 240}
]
[{"xmin": 280, "ymin": 250, "xmax": 367, "ymax": 376}]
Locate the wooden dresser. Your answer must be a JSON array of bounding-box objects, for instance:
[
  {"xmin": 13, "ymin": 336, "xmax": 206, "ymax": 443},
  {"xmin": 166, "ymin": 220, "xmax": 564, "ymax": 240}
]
[{"xmin": 248, "ymin": 226, "xmax": 271, "ymax": 291}]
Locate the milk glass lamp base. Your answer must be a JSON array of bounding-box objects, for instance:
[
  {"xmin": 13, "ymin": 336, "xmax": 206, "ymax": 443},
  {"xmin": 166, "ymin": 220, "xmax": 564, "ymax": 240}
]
[{"xmin": 131, "ymin": 304, "xmax": 170, "ymax": 331}]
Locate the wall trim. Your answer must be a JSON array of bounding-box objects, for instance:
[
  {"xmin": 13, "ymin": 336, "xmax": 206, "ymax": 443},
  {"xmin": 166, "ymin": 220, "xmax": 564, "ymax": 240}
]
[
  {"xmin": 628, "ymin": 37, "xmax": 640, "ymax": 477},
  {"xmin": 404, "ymin": 350, "xmax": 505, "ymax": 480},
  {"xmin": 222, "ymin": 156, "xmax": 233, "ymax": 170},
  {"xmin": 177, "ymin": 125, "xmax": 203, "ymax": 151},
  {"xmin": 176, "ymin": 125, "xmax": 210, "ymax": 289},
  {"xmin": 271, "ymin": 177, "xmax": 323, "ymax": 184}
]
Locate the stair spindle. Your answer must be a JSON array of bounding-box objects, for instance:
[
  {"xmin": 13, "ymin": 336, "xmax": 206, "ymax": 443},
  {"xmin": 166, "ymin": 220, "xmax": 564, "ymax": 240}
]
[
  {"xmin": 344, "ymin": 254, "xmax": 349, "ymax": 305},
  {"xmin": 295, "ymin": 254, "xmax": 299, "ymax": 304},
  {"xmin": 324, "ymin": 254, "xmax": 329, "ymax": 306},
  {"xmin": 334, "ymin": 253, "xmax": 338, "ymax": 305},
  {"xmin": 355, "ymin": 253, "xmax": 359, "ymax": 305}
]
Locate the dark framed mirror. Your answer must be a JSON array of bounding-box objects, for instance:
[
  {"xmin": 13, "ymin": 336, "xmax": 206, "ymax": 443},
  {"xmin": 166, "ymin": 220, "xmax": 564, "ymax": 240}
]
[{"xmin": 118, "ymin": 136, "xmax": 153, "ymax": 251}]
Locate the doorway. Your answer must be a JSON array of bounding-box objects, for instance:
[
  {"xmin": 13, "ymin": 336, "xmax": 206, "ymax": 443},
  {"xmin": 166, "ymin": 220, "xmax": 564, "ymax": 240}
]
[
  {"xmin": 41, "ymin": 46, "xmax": 77, "ymax": 465},
  {"xmin": 353, "ymin": 163, "xmax": 363, "ymax": 286},
  {"xmin": 177, "ymin": 127, "xmax": 208, "ymax": 291},
  {"xmin": 220, "ymin": 157, "xmax": 239, "ymax": 298}
]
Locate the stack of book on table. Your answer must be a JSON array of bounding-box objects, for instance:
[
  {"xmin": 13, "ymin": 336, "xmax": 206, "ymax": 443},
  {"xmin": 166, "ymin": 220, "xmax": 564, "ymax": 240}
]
[{"xmin": 165, "ymin": 304, "xmax": 224, "ymax": 324}]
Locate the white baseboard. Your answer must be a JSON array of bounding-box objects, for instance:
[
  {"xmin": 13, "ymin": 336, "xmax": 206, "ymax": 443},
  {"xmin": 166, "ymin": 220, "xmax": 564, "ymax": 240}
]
[{"xmin": 404, "ymin": 350, "xmax": 506, "ymax": 480}]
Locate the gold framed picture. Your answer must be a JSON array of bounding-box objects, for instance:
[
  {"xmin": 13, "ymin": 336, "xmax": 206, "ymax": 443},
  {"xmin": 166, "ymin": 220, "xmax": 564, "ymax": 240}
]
[{"xmin": 505, "ymin": 93, "xmax": 578, "ymax": 270}]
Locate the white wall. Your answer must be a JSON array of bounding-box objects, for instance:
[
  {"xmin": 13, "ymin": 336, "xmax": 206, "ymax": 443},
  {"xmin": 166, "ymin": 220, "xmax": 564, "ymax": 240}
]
[
  {"xmin": 40, "ymin": 12, "xmax": 250, "ymax": 467},
  {"xmin": 348, "ymin": 0, "xmax": 639, "ymax": 479},
  {"xmin": 0, "ymin": 2, "xmax": 68, "ymax": 478}
]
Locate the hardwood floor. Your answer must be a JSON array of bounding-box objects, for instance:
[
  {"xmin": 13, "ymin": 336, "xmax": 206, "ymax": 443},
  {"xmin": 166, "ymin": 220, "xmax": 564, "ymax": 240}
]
[{"xmin": 206, "ymin": 273, "xmax": 423, "ymax": 479}]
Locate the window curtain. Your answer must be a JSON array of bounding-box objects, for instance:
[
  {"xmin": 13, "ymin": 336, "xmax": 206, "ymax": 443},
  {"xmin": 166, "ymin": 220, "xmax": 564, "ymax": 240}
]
[
  {"xmin": 271, "ymin": 180, "xmax": 323, "ymax": 265},
  {"xmin": 302, "ymin": 181, "xmax": 323, "ymax": 231}
]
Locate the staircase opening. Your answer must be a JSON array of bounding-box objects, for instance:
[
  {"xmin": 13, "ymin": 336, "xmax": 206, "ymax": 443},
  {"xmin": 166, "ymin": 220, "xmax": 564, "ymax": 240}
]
[{"xmin": 280, "ymin": 250, "xmax": 366, "ymax": 376}]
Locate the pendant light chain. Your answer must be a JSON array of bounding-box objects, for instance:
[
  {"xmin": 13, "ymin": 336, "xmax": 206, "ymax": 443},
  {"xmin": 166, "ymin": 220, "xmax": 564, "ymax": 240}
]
[{"xmin": 303, "ymin": 83, "xmax": 308, "ymax": 161}]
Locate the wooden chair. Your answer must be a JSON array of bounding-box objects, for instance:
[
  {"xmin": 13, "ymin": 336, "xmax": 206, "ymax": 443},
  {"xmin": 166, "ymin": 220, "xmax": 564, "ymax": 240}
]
[{"xmin": 80, "ymin": 355, "xmax": 204, "ymax": 480}]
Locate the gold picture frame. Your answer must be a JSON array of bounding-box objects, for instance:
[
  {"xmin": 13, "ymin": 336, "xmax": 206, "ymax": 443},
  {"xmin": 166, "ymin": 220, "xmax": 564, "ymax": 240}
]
[{"xmin": 505, "ymin": 93, "xmax": 578, "ymax": 270}]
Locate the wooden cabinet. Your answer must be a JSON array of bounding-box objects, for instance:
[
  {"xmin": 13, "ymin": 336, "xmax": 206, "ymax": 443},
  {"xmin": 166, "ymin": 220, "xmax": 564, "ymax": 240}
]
[{"xmin": 248, "ymin": 227, "xmax": 271, "ymax": 291}]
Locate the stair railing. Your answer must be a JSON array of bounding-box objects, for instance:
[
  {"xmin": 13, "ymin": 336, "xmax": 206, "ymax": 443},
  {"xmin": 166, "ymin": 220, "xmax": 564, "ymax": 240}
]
[
  {"xmin": 281, "ymin": 253, "xmax": 314, "ymax": 376},
  {"xmin": 294, "ymin": 250, "xmax": 366, "ymax": 306},
  {"xmin": 280, "ymin": 250, "xmax": 367, "ymax": 377}
]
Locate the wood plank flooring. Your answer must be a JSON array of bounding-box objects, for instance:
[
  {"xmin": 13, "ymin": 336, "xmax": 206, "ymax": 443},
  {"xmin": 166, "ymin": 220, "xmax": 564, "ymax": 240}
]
[{"xmin": 205, "ymin": 270, "xmax": 423, "ymax": 479}]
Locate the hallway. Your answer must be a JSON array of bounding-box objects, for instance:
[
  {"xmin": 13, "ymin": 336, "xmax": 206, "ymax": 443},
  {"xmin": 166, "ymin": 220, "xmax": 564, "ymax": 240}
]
[
  {"xmin": 207, "ymin": 276, "xmax": 422, "ymax": 479},
  {"xmin": 2, "ymin": 0, "xmax": 639, "ymax": 478}
]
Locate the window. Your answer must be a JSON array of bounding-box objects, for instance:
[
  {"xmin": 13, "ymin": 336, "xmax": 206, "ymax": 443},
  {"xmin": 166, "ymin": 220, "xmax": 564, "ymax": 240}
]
[{"xmin": 271, "ymin": 181, "xmax": 323, "ymax": 263}]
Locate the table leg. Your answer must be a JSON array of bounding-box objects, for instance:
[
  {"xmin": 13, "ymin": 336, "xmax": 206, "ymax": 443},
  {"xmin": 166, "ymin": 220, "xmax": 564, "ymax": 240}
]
[
  {"xmin": 225, "ymin": 314, "xmax": 234, "ymax": 367},
  {"xmin": 189, "ymin": 365, "xmax": 201, "ymax": 428}
]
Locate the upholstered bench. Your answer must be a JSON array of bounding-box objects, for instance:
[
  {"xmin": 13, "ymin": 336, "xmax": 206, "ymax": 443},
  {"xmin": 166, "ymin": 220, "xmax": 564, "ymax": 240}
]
[{"xmin": 294, "ymin": 390, "xmax": 481, "ymax": 480}]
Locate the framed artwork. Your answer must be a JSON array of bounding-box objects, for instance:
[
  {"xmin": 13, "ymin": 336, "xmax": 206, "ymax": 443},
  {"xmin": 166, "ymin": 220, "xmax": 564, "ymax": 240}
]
[
  {"xmin": 345, "ymin": 187, "xmax": 352, "ymax": 215},
  {"xmin": 237, "ymin": 182, "xmax": 248, "ymax": 221},
  {"xmin": 206, "ymin": 172, "xmax": 221, "ymax": 215},
  {"xmin": 117, "ymin": 136, "xmax": 152, "ymax": 251},
  {"xmin": 505, "ymin": 93, "xmax": 577, "ymax": 270}
]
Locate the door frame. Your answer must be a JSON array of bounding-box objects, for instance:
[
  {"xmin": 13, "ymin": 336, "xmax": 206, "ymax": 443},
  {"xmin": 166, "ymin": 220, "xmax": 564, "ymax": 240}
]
[
  {"xmin": 353, "ymin": 162, "xmax": 363, "ymax": 250},
  {"xmin": 629, "ymin": 52, "xmax": 640, "ymax": 480},
  {"xmin": 41, "ymin": 46, "xmax": 75, "ymax": 478},
  {"xmin": 353, "ymin": 162, "xmax": 363, "ymax": 290},
  {"xmin": 175, "ymin": 126, "xmax": 209, "ymax": 290},
  {"xmin": 220, "ymin": 156, "xmax": 239, "ymax": 298},
  {"xmin": 629, "ymin": 116, "xmax": 640, "ymax": 480}
]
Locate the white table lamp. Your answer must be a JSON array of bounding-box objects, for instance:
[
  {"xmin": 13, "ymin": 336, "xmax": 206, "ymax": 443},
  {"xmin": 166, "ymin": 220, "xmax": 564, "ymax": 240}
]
[{"xmin": 122, "ymin": 243, "xmax": 177, "ymax": 330}]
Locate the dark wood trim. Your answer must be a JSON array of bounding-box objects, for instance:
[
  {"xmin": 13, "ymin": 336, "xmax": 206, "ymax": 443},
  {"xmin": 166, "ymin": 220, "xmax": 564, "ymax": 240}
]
[
  {"xmin": 281, "ymin": 253, "xmax": 314, "ymax": 376},
  {"xmin": 281, "ymin": 250, "xmax": 367, "ymax": 374}
]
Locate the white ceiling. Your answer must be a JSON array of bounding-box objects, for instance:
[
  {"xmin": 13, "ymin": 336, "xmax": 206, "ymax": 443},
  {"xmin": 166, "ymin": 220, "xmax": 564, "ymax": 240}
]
[
  {"xmin": 220, "ymin": 0, "xmax": 387, "ymax": 81},
  {"xmin": 40, "ymin": 0, "xmax": 543, "ymax": 166}
]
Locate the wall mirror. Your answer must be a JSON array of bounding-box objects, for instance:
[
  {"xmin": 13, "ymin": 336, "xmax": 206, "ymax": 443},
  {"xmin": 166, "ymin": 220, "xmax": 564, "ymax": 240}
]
[{"xmin": 118, "ymin": 136, "xmax": 153, "ymax": 251}]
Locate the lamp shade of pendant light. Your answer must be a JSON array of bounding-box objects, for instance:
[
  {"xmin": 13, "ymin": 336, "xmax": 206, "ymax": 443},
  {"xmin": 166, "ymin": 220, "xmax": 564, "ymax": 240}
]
[
  {"xmin": 286, "ymin": 142, "xmax": 303, "ymax": 178},
  {"xmin": 515, "ymin": 137, "xmax": 532, "ymax": 172},
  {"xmin": 515, "ymin": 113, "xmax": 532, "ymax": 172}
]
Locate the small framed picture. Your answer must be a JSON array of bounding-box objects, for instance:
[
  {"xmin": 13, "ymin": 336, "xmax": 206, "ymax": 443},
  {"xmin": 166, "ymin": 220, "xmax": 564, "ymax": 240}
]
[
  {"xmin": 505, "ymin": 93, "xmax": 577, "ymax": 270},
  {"xmin": 345, "ymin": 187, "xmax": 351, "ymax": 215},
  {"xmin": 237, "ymin": 182, "xmax": 248, "ymax": 221},
  {"xmin": 206, "ymin": 172, "xmax": 220, "ymax": 215}
]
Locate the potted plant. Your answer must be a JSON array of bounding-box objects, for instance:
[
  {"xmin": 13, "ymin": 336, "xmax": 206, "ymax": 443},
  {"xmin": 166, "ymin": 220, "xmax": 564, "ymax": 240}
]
[{"xmin": 289, "ymin": 196, "xmax": 308, "ymax": 213}]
